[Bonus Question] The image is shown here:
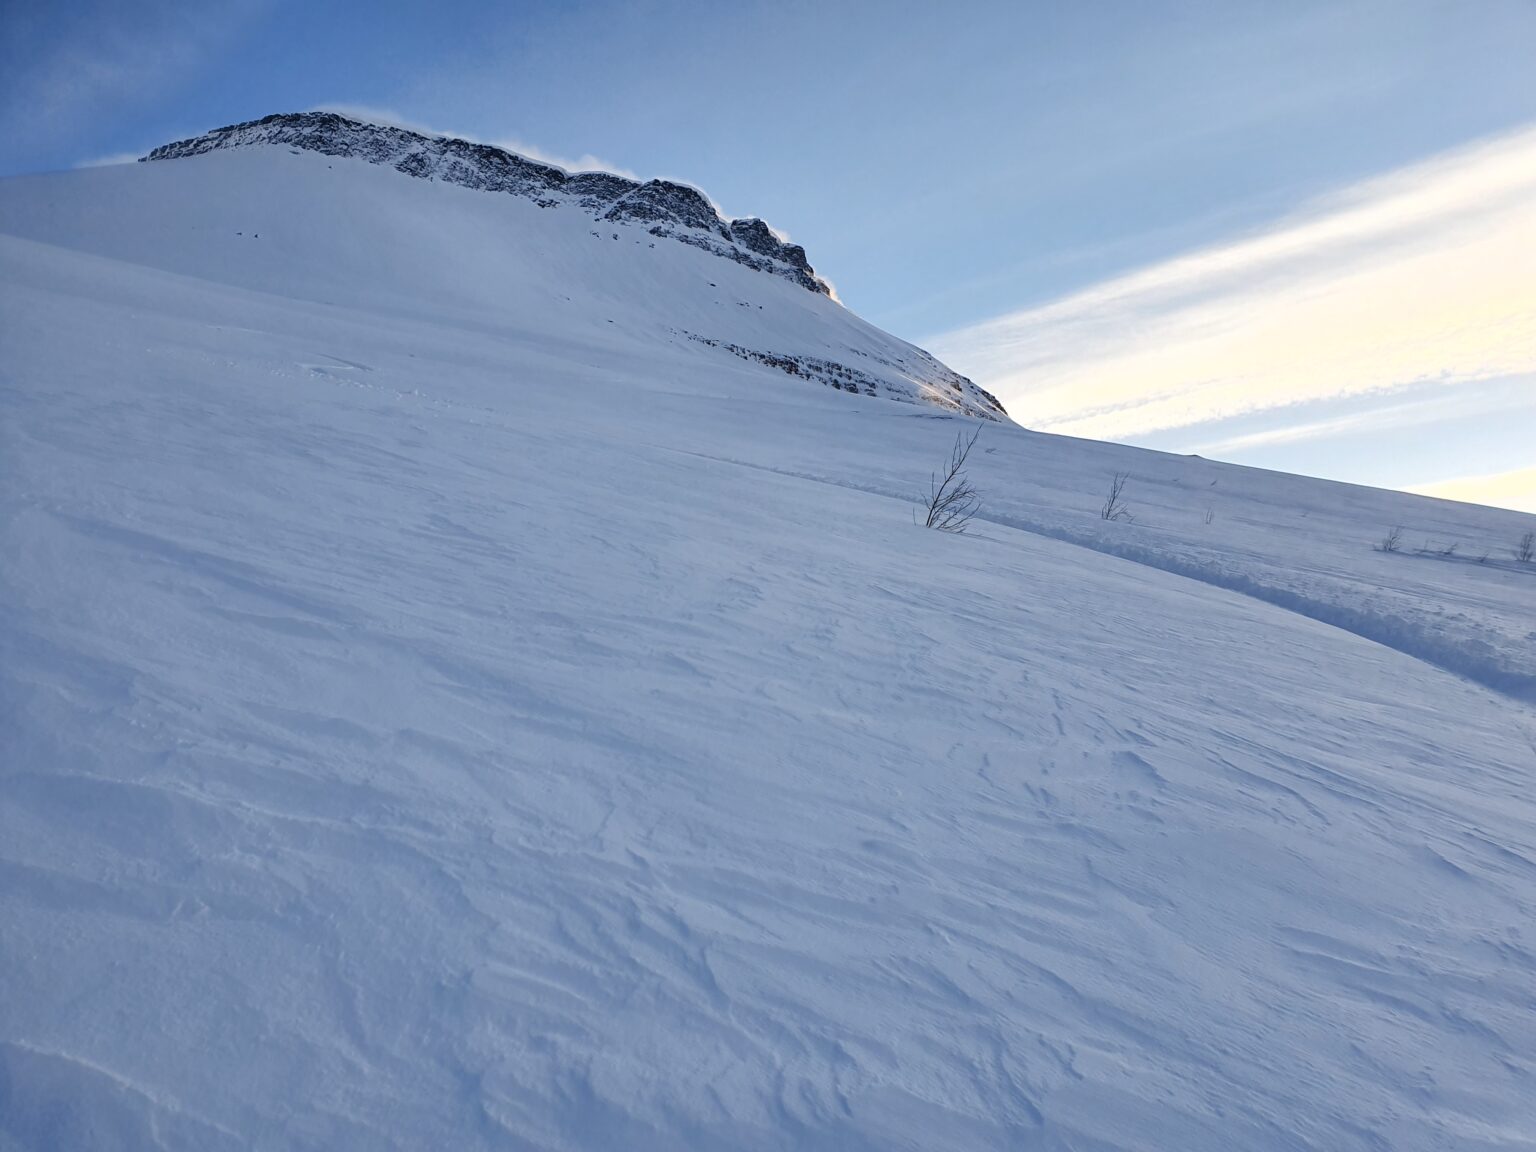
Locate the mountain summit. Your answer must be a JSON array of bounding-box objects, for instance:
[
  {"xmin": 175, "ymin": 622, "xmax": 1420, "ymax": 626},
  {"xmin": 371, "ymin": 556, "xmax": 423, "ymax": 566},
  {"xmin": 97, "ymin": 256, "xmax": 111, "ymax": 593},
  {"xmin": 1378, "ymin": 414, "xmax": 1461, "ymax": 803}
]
[
  {"xmin": 146, "ymin": 111, "xmax": 835, "ymax": 297},
  {"xmin": 126, "ymin": 111, "xmax": 1008, "ymax": 422}
]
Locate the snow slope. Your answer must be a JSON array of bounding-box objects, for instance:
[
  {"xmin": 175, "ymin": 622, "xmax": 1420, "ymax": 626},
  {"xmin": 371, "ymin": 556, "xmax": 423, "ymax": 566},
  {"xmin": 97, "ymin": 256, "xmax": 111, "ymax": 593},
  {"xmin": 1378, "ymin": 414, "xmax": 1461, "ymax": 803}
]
[
  {"xmin": 2, "ymin": 143, "xmax": 1535, "ymax": 1152},
  {"xmin": 6, "ymin": 119, "xmax": 1006, "ymax": 424}
]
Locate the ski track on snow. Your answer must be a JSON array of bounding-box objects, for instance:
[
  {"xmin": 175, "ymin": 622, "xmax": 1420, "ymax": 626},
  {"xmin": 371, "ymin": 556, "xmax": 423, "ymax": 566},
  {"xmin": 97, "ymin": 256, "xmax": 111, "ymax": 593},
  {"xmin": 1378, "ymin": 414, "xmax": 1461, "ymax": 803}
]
[{"xmin": 664, "ymin": 448, "xmax": 1536, "ymax": 705}]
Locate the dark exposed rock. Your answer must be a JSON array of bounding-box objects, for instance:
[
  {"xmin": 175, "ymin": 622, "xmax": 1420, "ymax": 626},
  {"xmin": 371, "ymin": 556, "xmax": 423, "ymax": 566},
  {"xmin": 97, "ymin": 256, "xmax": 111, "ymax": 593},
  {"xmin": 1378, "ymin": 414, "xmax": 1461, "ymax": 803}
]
[
  {"xmin": 565, "ymin": 171, "xmax": 639, "ymax": 211},
  {"xmin": 143, "ymin": 112, "xmax": 832, "ymax": 295},
  {"xmin": 728, "ymin": 218, "xmax": 779, "ymax": 258},
  {"xmin": 728, "ymin": 218, "xmax": 813, "ymax": 276},
  {"xmin": 681, "ymin": 333, "xmax": 1008, "ymax": 421},
  {"xmin": 604, "ymin": 181, "xmax": 726, "ymax": 237}
]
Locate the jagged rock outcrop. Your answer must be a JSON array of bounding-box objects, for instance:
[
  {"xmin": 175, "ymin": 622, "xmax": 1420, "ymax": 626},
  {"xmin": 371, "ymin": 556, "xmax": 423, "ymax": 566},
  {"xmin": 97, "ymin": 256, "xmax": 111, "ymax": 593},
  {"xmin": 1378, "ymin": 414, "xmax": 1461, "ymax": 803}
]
[
  {"xmin": 143, "ymin": 112, "xmax": 831, "ymax": 294},
  {"xmin": 681, "ymin": 333, "xmax": 1008, "ymax": 420}
]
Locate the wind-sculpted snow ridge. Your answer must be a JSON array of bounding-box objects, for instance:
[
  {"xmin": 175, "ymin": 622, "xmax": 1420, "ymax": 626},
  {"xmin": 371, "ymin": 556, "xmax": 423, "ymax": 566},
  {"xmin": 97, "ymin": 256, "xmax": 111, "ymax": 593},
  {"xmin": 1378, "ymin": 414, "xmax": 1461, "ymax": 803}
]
[
  {"xmin": 144, "ymin": 112, "xmax": 833, "ymax": 295},
  {"xmin": 703, "ymin": 442, "xmax": 1536, "ymax": 709},
  {"xmin": 987, "ymin": 514, "xmax": 1536, "ymax": 704},
  {"xmin": 6, "ymin": 141, "xmax": 1536, "ymax": 1152}
]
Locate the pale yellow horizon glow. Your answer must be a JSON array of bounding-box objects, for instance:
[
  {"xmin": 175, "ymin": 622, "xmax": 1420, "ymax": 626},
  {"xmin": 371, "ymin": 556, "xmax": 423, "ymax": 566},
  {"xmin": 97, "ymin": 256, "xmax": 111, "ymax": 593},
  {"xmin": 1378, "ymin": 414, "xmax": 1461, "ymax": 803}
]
[
  {"xmin": 928, "ymin": 123, "xmax": 1536, "ymax": 446},
  {"xmin": 1410, "ymin": 467, "xmax": 1536, "ymax": 517}
]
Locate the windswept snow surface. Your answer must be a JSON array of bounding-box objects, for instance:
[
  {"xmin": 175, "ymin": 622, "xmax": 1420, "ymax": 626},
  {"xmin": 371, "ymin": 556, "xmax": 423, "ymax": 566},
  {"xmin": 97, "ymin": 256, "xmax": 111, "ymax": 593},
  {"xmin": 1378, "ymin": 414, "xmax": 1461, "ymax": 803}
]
[{"xmin": 3, "ymin": 148, "xmax": 1536, "ymax": 1151}]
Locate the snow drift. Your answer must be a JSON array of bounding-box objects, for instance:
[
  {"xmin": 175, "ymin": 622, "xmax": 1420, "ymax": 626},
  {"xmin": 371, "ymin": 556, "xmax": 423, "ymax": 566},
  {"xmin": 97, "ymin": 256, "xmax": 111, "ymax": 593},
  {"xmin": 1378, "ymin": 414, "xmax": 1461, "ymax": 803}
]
[{"xmin": 1, "ymin": 124, "xmax": 1534, "ymax": 1152}]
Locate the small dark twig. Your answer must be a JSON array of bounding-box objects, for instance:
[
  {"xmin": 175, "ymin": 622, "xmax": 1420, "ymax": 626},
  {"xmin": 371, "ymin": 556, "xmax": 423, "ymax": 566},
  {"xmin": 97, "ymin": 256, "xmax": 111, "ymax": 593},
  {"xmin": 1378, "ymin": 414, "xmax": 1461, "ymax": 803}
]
[
  {"xmin": 1101, "ymin": 472, "xmax": 1133, "ymax": 522},
  {"xmin": 919, "ymin": 425, "xmax": 983, "ymax": 533}
]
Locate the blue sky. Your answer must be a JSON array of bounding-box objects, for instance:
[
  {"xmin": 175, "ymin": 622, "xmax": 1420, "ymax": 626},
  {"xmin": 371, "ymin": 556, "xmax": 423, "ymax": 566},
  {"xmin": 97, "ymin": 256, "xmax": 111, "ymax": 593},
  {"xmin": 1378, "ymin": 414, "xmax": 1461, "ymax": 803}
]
[{"xmin": 3, "ymin": 0, "xmax": 1533, "ymax": 510}]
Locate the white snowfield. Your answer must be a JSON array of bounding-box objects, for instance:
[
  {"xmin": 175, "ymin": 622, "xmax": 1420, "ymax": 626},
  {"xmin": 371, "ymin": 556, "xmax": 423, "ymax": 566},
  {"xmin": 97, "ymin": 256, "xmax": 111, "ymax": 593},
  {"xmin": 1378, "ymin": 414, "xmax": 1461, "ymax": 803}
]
[{"xmin": 2, "ymin": 146, "xmax": 1535, "ymax": 1152}]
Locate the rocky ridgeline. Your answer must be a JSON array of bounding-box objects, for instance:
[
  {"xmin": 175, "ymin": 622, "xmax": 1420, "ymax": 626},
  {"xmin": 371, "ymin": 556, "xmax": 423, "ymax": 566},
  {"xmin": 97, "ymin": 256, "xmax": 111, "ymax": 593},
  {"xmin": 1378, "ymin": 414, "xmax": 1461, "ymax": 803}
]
[
  {"xmin": 144, "ymin": 112, "xmax": 831, "ymax": 295},
  {"xmin": 683, "ymin": 333, "xmax": 1008, "ymax": 421}
]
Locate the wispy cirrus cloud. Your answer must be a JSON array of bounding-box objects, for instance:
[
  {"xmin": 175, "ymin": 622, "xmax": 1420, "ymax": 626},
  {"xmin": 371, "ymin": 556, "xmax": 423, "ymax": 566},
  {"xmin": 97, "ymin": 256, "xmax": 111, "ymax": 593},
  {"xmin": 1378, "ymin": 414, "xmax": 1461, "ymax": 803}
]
[
  {"xmin": 1, "ymin": 0, "xmax": 269, "ymax": 160},
  {"xmin": 928, "ymin": 123, "xmax": 1536, "ymax": 442},
  {"xmin": 1410, "ymin": 467, "xmax": 1536, "ymax": 516},
  {"xmin": 1183, "ymin": 373, "xmax": 1536, "ymax": 458}
]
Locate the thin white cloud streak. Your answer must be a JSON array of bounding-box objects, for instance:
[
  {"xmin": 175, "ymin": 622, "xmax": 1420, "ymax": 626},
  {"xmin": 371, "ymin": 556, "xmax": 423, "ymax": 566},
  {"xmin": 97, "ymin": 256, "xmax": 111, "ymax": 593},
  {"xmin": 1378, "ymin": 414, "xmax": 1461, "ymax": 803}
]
[
  {"xmin": 315, "ymin": 104, "xmax": 638, "ymax": 179},
  {"xmin": 1185, "ymin": 375, "xmax": 1536, "ymax": 456},
  {"xmin": 1410, "ymin": 467, "xmax": 1536, "ymax": 516},
  {"xmin": 6, "ymin": 1, "xmax": 268, "ymax": 155},
  {"xmin": 928, "ymin": 124, "xmax": 1536, "ymax": 441}
]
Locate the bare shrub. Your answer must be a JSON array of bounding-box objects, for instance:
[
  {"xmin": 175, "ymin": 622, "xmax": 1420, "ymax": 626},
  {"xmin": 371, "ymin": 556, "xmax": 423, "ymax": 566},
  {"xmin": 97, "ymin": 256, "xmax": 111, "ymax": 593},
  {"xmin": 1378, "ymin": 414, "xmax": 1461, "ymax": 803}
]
[
  {"xmin": 1516, "ymin": 531, "xmax": 1535, "ymax": 564},
  {"xmin": 1413, "ymin": 539, "xmax": 1460, "ymax": 558},
  {"xmin": 1377, "ymin": 526, "xmax": 1402, "ymax": 553},
  {"xmin": 1101, "ymin": 472, "xmax": 1133, "ymax": 522},
  {"xmin": 918, "ymin": 425, "xmax": 982, "ymax": 533}
]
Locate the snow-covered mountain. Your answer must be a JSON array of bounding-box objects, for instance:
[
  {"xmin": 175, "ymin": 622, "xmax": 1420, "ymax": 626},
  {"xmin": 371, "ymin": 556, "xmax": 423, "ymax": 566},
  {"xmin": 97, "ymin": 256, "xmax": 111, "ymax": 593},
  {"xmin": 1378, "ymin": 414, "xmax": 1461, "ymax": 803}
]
[
  {"xmin": 146, "ymin": 112, "xmax": 835, "ymax": 296},
  {"xmin": 2, "ymin": 120, "xmax": 1535, "ymax": 1152},
  {"xmin": 127, "ymin": 111, "xmax": 1006, "ymax": 422}
]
